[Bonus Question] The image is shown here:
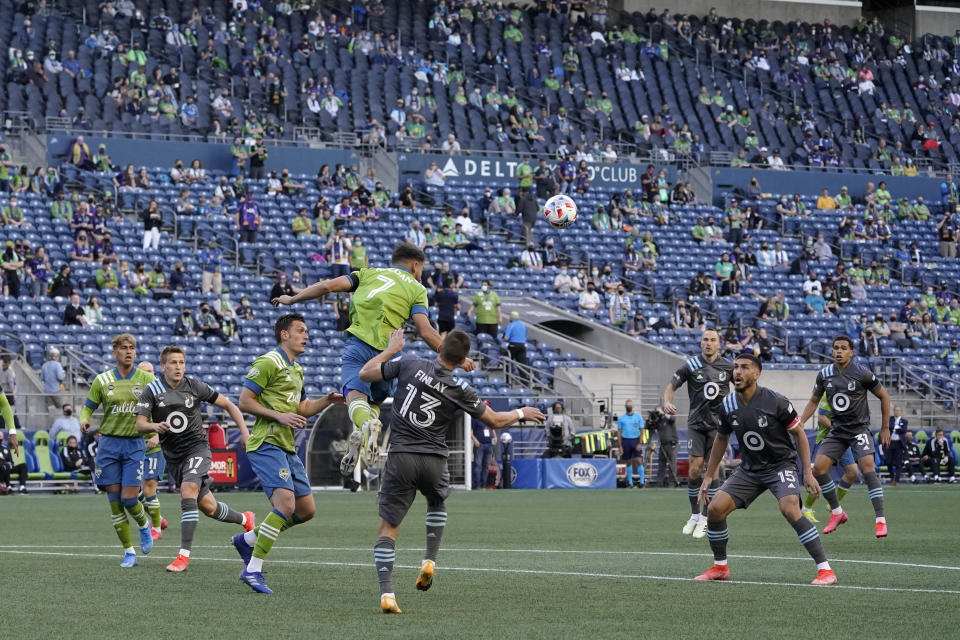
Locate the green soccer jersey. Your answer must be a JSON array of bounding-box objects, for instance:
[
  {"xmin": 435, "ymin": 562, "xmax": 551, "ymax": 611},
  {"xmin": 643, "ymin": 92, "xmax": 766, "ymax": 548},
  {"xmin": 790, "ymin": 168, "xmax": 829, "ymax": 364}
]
[
  {"xmin": 80, "ymin": 368, "xmax": 155, "ymax": 437},
  {"xmin": 347, "ymin": 267, "xmax": 429, "ymax": 351},
  {"xmin": 473, "ymin": 291, "xmax": 501, "ymax": 324},
  {"xmin": 243, "ymin": 348, "xmax": 305, "ymax": 454},
  {"xmin": 816, "ymin": 394, "xmax": 831, "ymax": 443}
]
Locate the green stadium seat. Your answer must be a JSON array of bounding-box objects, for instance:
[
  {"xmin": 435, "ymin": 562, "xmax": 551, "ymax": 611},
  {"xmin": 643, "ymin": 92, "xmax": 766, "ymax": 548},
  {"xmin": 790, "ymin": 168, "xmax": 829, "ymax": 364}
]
[
  {"xmin": 915, "ymin": 430, "xmax": 929, "ymax": 446},
  {"xmin": 950, "ymin": 430, "xmax": 960, "ymax": 445},
  {"xmin": 32, "ymin": 430, "xmax": 73, "ymax": 480}
]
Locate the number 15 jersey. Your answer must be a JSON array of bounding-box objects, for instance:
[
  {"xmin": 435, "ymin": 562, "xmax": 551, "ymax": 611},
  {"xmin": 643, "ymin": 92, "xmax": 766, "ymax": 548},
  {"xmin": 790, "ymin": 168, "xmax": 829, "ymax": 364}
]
[{"xmin": 719, "ymin": 386, "xmax": 800, "ymax": 472}]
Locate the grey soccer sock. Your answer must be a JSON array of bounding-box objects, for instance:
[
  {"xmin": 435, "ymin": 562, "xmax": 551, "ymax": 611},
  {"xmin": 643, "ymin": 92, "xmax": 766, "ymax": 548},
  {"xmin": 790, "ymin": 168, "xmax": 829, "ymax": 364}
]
[
  {"xmin": 791, "ymin": 515, "xmax": 827, "ymax": 564},
  {"xmin": 213, "ymin": 501, "xmax": 245, "ymax": 525},
  {"xmin": 374, "ymin": 536, "xmax": 396, "ymax": 595},
  {"xmin": 701, "ymin": 479, "xmax": 721, "ymax": 516},
  {"xmin": 816, "ymin": 474, "xmax": 841, "ymax": 510},
  {"xmin": 706, "ymin": 518, "xmax": 729, "ymax": 562},
  {"xmin": 180, "ymin": 498, "xmax": 200, "ymax": 553},
  {"xmin": 425, "ymin": 508, "xmax": 447, "ymax": 562},
  {"xmin": 687, "ymin": 483, "xmax": 700, "ymax": 514},
  {"xmin": 863, "ymin": 471, "xmax": 885, "ymax": 517}
]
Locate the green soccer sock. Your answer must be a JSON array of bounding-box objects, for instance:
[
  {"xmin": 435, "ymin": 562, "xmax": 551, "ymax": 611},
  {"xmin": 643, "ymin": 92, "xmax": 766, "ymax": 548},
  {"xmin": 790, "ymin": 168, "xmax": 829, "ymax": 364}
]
[
  {"xmin": 348, "ymin": 397, "xmax": 375, "ymax": 431},
  {"xmin": 836, "ymin": 483, "xmax": 851, "ymax": 502},
  {"xmin": 109, "ymin": 500, "xmax": 133, "ymax": 549},
  {"xmin": 249, "ymin": 509, "xmax": 287, "ymax": 570},
  {"xmin": 803, "ymin": 492, "xmax": 818, "ymax": 510},
  {"xmin": 144, "ymin": 493, "xmax": 162, "ymax": 528},
  {"xmin": 123, "ymin": 498, "xmax": 149, "ymax": 528}
]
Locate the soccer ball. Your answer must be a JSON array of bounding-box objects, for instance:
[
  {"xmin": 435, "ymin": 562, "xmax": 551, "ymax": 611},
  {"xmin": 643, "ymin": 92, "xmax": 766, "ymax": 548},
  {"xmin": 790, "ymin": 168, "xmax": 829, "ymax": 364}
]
[
  {"xmin": 500, "ymin": 432, "xmax": 513, "ymax": 444},
  {"xmin": 542, "ymin": 194, "xmax": 578, "ymax": 229}
]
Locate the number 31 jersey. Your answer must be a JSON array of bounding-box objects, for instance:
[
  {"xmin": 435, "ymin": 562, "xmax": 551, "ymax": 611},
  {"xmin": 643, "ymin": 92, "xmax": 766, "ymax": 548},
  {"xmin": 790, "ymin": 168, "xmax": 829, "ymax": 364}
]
[
  {"xmin": 811, "ymin": 361, "xmax": 880, "ymax": 437},
  {"xmin": 381, "ymin": 356, "xmax": 487, "ymax": 457},
  {"xmin": 135, "ymin": 376, "xmax": 219, "ymax": 460},
  {"xmin": 719, "ymin": 386, "xmax": 800, "ymax": 472}
]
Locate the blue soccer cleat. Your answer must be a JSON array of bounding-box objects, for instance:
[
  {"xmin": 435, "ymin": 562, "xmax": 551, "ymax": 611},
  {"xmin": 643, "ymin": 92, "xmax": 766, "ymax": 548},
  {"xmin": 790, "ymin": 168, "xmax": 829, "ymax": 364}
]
[
  {"xmin": 233, "ymin": 533, "xmax": 253, "ymax": 565},
  {"xmin": 139, "ymin": 526, "xmax": 153, "ymax": 555},
  {"xmin": 239, "ymin": 568, "xmax": 273, "ymax": 594},
  {"xmin": 120, "ymin": 552, "xmax": 138, "ymax": 568}
]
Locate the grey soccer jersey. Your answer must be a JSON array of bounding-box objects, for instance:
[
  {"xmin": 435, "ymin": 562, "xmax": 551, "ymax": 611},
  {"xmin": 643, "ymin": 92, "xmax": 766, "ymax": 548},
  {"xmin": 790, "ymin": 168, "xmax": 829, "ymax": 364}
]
[
  {"xmin": 719, "ymin": 386, "xmax": 801, "ymax": 472},
  {"xmin": 380, "ymin": 356, "xmax": 487, "ymax": 457},
  {"xmin": 135, "ymin": 375, "xmax": 219, "ymax": 460},
  {"xmin": 811, "ymin": 361, "xmax": 880, "ymax": 436},
  {"xmin": 670, "ymin": 355, "xmax": 733, "ymax": 432}
]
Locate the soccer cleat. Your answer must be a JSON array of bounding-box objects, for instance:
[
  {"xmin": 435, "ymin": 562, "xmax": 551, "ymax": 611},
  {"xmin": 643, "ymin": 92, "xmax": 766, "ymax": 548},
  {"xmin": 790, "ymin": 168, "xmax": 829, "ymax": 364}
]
[
  {"xmin": 811, "ymin": 569, "xmax": 838, "ymax": 585},
  {"xmin": 802, "ymin": 507, "xmax": 819, "ymax": 523},
  {"xmin": 416, "ymin": 559, "xmax": 436, "ymax": 591},
  {"xmin": 232, "ymin": 533, "xmax": 253, "ymax": 565},
  {"xmin": 823, "ymin": 511, "xmax": 848, "ymax": 534},
  {"xmin": 360, "ymin": 418, "xmax": 383, "ymax": 466},
  {"xmin": 243, "ymin": 511, "xmax": 256, "ymax": 532},
  {"xmin": 875, "ymin": 521, "xmax": 888, "ymax": 538},
  {"xmin": 160, "ymin": 517, "xmax": 168, "ymax": 530},
  {"xmin": 151, "ymin": 527, "xmax": 162, "ymax": 541},
  {"xmin": 380, "ymin": 593, "xmax": 402, "ymax": 614},
  {"xmin": 120, "ymin": 552, "xmax": 138, "ymax": 568},
  {"xmin": 239, "ymin": 568, "xmax": 273, "ymax": 594},
  {"xmin": 166, "ymin": 554, "xmax": 190, "ymax": 573},
  {"xmin": 691, "ymin": 515, "xmax": 708, "ymax": 539},
  {"xmin": 694, "ymin": 565, "xmax": 730, "ymax": 581},
  {"xmin": 681, "ymin": 514, "xmax": 700, "ymax": 535},
  {"xmin": 339, "ymin": 428, "xmax": 364, "ymax": 477},
  {"xmin": 139, "ymin": 526, "xmax": 153, "ymax": 554}
]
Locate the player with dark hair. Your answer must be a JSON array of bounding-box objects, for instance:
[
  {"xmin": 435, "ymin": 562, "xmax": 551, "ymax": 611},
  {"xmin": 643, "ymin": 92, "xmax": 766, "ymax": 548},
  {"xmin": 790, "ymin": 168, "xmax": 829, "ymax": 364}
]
[
  {"xmin": 358, "ymin": 329, "xmax": 545, "ymax": 614},
  {"xmin": 797, "ymin": 335, "xmax": 891, "ymax": 538},
  {"xmin": 801, "ymin": 393, "xmax": 859, "ymax": 523},
  {"xmin": 272, "ymin": 242, "xmax": 474, "ymax": 478},
  {"xmin": 135, "ymin": 360, "xmax": 166, "ymax": 541},
  {"xmin": 234, "ymin": 313, "xmax": 345, "ymax": 593},
  {"xmin": 135, "ymin": 345, "xmax": 255, "ymax": 573},
  {"xmin": 694, "ymin": 353, "xmax": 837, "ymax": 586},
  {"xmin": 79, "ymin": 333, "xmax": 155, "ymax": 567},
  {"xmin": 662, "ymin": 329, "xmax": 733, "ymax": 539}
]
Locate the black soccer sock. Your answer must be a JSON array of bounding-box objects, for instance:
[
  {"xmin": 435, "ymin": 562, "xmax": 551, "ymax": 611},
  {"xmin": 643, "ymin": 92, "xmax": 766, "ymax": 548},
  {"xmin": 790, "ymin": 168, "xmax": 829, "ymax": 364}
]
[
  {"xmin": 706, "ymin": 518, "xmax": 728, "ymax": 563},
  {"xmin": 425, "ymin": 508, "xmax": 447, "ymax": 562},
  {"xmin": 863, "ymin": 471, "xmax": 885, "ymax": 518},
  {"xmin": 213, "ymin": 501, "xmax": 245, "ymax": 525},
  {"xmin": 687, "ymin": 483, "xmax": 700, "ymax": 514},
  {"xmin": 374, "ymin": 536, "xmax": 396, "ymax": 595},
  {"xmin": 791, "ymin": 515, "xmax": 828, "ymax": 565},
  {"xmin": 816, "ymin": 474, "xmax": 841, "ymax": 510},
  {"xmin": 701, "ymin": 479, "xmax": 721, "ymax": 516},
  {"xmin": 180, "ymin": 498, "xmax": 199, "ymax": 554}
]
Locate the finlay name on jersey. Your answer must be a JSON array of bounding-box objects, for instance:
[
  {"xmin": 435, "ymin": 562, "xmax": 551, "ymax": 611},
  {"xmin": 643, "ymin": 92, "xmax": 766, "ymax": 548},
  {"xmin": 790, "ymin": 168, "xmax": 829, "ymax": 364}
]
[{"xmin": 414, "ymin": 369, "xmax": 448, "ymax": 393}]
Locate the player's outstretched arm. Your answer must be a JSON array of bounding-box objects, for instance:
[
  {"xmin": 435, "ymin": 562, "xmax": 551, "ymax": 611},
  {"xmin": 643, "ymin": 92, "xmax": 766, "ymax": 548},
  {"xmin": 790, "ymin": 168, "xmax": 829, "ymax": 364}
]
[
  {"xmin": 272, "ymin": 275, "xmax": 353, "ymax": 307},
  {"xmin": 298, "ymin": 392, "xmax": 346, "ymax": 419},
  {"xmin": 238, "ymin": 387, "xmax": 307, "ymax": 429},
  {"xmin": 214, "ymin": 395, "xmax": 250, "ymax": 448},
  {"xmin": 359, "ymin": 328, "xmax": 407, "ymax": 382},
  {"xmin": 135, "ymin": 415, "xmax": 170, "ymax": 434},
  {"xmin": 479, "ymin": 405, "xmax": 546, "ymax": 429},
  {"xmin": 698, "ymin": 432, "xmax": 730, "ymax": 504},
  {"xmin": 791, "ymin": 424, "xmax": 819, "ymax": 498},
  {"xmin": 874, "ymin": 385, "xmax": 892, "ymax": 446}
]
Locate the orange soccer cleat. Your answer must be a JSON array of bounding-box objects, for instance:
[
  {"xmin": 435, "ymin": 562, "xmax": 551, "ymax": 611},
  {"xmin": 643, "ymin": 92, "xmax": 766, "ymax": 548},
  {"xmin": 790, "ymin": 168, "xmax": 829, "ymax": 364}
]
[
  {"xmin": 823, "ymin": 511, "xmax": 848, "ymax": 534},
  {"xmin": 694, "ymin": 564, "xmax": 730, "ymax": 581},
  {"xmin": 166, "ymin": 554, "xmax": 190, "ymax": 573},
  {"xmin": 811, "ymin": 569, "xmax": 838, "ymax": 585},
  {"xmin": 160, "ymin": 517, "xmax": 168, "ymax": 530},
  {"xmin": 243, "ymin": 511, "xmax": 257, "ymax": 532},
  {"xmin": 875, "ymin": 521, "xmax": 888, "ymax": 538},
  {"xmin": 415, "ymin": 559, "xmax": 436, "ymax": 591},
  {"xmin": 150, "ymin": 527, "xmax": 163, "ymax": 541},
  {"xmin": 380, "ymin": 593, "xmax": 402, "ymax": 614}
]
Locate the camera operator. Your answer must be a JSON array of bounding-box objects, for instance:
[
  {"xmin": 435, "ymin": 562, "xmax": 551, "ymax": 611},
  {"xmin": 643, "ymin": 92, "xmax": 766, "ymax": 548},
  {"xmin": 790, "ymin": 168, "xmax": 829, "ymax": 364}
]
[
  {"xmin": 647, "ymin": 406, "xmax": 679, "ymax": 487},
  {"xmin": 541, "ymin": 401, "xmax": 575, "ymax": 458}
]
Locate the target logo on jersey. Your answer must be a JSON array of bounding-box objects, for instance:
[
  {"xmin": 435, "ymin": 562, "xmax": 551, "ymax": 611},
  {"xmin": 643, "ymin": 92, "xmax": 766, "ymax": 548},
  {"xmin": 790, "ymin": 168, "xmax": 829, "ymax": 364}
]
[{"xmin": 166, "ymin": 411, "xmax": 189, "ymax": 434}]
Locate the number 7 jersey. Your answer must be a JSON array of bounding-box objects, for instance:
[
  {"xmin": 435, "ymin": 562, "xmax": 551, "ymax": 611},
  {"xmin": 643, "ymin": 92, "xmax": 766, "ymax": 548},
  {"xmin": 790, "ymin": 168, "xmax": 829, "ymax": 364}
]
[{"xmin": 347, "ymin": 267, "xmax": 429, "ymax": 351}]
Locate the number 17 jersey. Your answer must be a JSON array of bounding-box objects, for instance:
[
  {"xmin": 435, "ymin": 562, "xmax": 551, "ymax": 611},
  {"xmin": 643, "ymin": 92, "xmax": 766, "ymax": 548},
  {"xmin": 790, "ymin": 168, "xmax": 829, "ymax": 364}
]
[{"xmin": 347, "ymin": 267, "xmax": 429, "ymax": 351}]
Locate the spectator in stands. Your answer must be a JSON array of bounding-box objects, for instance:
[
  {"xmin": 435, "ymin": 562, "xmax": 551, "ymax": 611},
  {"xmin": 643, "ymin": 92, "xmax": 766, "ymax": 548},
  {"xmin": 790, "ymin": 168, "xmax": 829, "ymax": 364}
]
[
  {"xmin": 804, "ymin": 285, "xmax": 828, "ymax": 315},
  {"xmin": 936, "ymin": 210, "xmax": 957, "ymax": 258},
  {"xmin": 237, "ymin": 193, "xmax": 262, "ymax": 243},
  {"xmin": 534, "ymin": 159, "xmax": 557, "ymax": 199},
  {"xmin": 405, "ymin": 220, "xmax": 426, "ymax": 249},
  {"xmin": 63, "ymin": 292, "xmax": 88, "ymax": 327},
  {"xmin": 398, "ymin": 185, "xmax": 418, "ymax": 209},
  {"xmin": 83, "ymin": 296, "xmax": 103, "ymax": 328},
  {"xmin": 921, "ymin": 429, "xmax": 956, "ymax": 482},
  {"xmin": 578, "ymin": 280, "xmax": 601, "ymax": 315},
  {"xmin": 197, "ymin": 302, "xmax": 230, "ymax": 343},
  {"xmin": 146, "ymin": 263, "xmax": 169, "ymax": 293},
  {"xmin": 901, "ymin": 431, "xmax": 922, "ymax": 482},
  {"xmin": 609, "ymin": 285, "xmax": 632, "ymax": 328},
  {"xmin": 326, "ymin": 228, "xmax": 352, "ymax": 278},
  {"xmin": 433, "ymin": 283, "xmax": 460, "ymax": 336},
  {"xmin": 48, "ymin": 264, "xmax": 74, "ymax": 299},
  {"xmin": 69, "ymin": 231, "xmax": 93, "ymax": 262},
  {"xmin": 491, "ymin": 188, "xmax": 516, "ymax": 214},
  {"xmin": 40, "ymin": 349, "xmax": 65, "ymax": 411},
  {"xmin": 441, "ymin": 133, "xmax": 461, "ymax": 155},
  {"xmin": 554, "ymin": 265, "xmax": 580, "ymax": 294},
  {"xmin": 229, "ymin": 136, "xmax": 249, "ymax": 176},
  {"xmin": 170, "ymin": 159, "xmax": 187, "ymax": 184},
  {"xmin": 292, "ymin": 208, "xmax": 313, "ymax": 236},
  {"xmin": 141, "ymin": 199, "xmax": 162, "ymax": 251},
  {"xmin": 520, "ymin": 243, "xmax": 543, "ymax": 270},
  {"xmin": 200, "ymin": 240, "xmax": 223, "ymax": 295},
  {"xmin": 94, "ymin": 259, "xmax": 118, "ymax": 290},
  {"xmin": 858, "ymin": 327, "xmax": 883, "ymax": 359},
  {"xmin": 771, "ymin": 241, "xmax": 789, "ymax": 268},
  {"xmin": 60, "ymin": 434, "xmax": 89, "ymax": 473},
  {"xmin": 270, "ymin": 272, "xmax": 295, "ymax": 301},
  {"xmin": 471, "ymin": 407, "xmax": 496, "ymax": 490},
  {"xmin": 68, "ymin": 136, "xmax": 95, "ymax": 170},
  {"xmin": 503, "ymin": 311, "xmax": 528, "ymax": 386}
]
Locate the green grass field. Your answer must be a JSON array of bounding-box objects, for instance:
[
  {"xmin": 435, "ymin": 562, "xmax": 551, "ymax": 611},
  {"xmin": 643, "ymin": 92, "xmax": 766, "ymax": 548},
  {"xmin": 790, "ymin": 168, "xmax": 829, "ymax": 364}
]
[{"xmin": 3, "ymin": 486, "xmax": 959, "ymax": 639}]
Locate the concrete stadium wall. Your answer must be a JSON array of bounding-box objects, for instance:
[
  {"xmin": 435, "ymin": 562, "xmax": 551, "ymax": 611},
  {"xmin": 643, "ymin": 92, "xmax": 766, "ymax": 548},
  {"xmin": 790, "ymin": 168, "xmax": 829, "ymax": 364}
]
[
  {"xmin": 915, "ymin": 5, "xmax": 960, "ymax": 38},
  {"xmin": 46, "ymin": 134, "xmax": 361, "ymax": 176},
  {"xmin": 620, "ymin": 0, "xmax": 862, "ymax": 29}
]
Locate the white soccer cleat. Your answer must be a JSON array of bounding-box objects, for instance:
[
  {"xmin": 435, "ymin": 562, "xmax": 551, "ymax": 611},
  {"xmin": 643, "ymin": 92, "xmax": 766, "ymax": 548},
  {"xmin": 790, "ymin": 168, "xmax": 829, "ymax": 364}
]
[
  {"xmin": 682, "ymin": 514, "xmax": 700, "ymax": 535},
  {"xmin": 339, "ymin": 428, "xmax": 364, "ymax": 477},
  {"xmin": 360, "ymin": 418, "xmax": 383, "ymax": 466},
  {"xmin": 692, "ymin": 515, "xmax": 708, "ymax": 539}
]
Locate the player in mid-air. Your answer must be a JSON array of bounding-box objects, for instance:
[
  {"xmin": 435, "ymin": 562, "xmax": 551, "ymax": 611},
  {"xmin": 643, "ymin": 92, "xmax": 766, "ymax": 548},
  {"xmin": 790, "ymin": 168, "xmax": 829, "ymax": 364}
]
[
  {"xmin": 79, "ymin": 334, "xmax": 155, "ymax": 567},
  {"xmin": 233, "ymin": 313, "xmax": 345, "ymax": 593},
  {"xmin": 801, "ymin": 394, "xmax": 859, "ymax": 523},
  {"xmin": 272, "ymin": 242, "xmax": 474, "ymax": 477},
  {"xmin": 136, "ymin": 361, "xmax": 166, "ymax": 540},
  {"xmin": 694, "ymin": 353, "xmax": 837, "ymax": 586},
  {"xmin": 359, "ymin": 329, "xmax": 545, "ymax": 614},
  {"xmin": 135, "ymin": 345, "xmax": 256, "ymax": 572},
  {"xmin": 663, "ymin": 329, "xmax": 733, "ymax": 539},
  {"xmin": 797, "ymin": 335, "xmax": 891, "ymax": 538}
]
